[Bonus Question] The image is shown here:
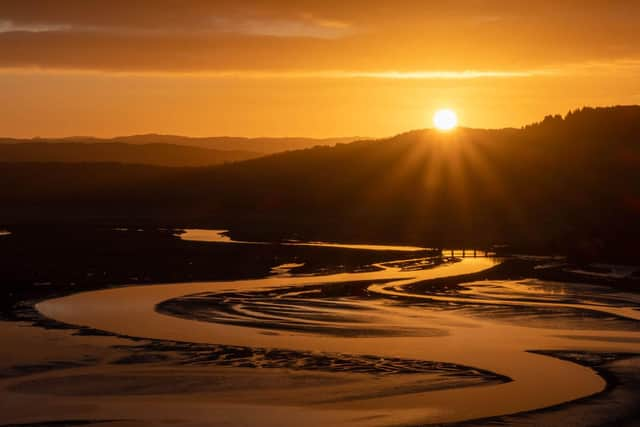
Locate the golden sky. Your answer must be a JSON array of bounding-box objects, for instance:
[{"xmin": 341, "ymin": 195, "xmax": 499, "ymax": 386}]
[{"xmin": 2, "ymin": 0, "xmax": 640, "ymax": 137}]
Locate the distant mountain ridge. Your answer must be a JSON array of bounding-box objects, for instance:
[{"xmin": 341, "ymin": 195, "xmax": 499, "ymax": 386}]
[
  {"xmin": 0, "ymin": 141, "xmax": 262, "ymax": 167},
  {"xmin": 0, "ymin": 134, "xmax": 363, "ymax": 155}
]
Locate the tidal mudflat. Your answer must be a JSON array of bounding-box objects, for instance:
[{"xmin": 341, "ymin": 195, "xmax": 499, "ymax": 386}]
[{"xmin": 1, "ymin": 230, "xmax": 640, "ymax": 426}]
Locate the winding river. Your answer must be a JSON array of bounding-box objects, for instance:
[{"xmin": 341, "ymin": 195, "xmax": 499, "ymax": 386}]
[{"xmin": 4, "ymin": 231, "xmax": 640, "ymax": 426}]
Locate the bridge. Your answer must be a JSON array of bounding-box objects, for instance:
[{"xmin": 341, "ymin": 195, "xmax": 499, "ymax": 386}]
[{"xmin": 440, "ymin": 249, "xmax": 496, "ymax": 258}]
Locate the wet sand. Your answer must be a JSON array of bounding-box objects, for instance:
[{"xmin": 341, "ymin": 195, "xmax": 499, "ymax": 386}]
[{"xmin": 2, "ymin": 236, "xmax": 640, "ymax": 426}]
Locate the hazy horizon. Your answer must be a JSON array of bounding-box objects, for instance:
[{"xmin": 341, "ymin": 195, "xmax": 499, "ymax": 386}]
[{"xmin": 0, "ymin": 105, "xmax": 626, "ymax": 140}]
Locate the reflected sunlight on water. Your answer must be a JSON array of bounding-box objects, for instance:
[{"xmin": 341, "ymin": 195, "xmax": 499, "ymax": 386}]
[
  {"xmin": 178, "ymin": 228, "xmax": 430, "ymax": 251},
  {"xmin": 4, "ymin": 236, "xmax": 639, "ymax": 427}
]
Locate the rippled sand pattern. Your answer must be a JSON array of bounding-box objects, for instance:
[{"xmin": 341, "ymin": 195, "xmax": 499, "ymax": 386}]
[{"xmin": 2, "ymin": 251, "xmax": 639, "ymax": 426}]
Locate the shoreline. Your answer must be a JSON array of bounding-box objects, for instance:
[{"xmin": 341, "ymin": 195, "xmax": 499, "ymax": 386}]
[{"xmin": 2, "ymin": 228, "xmax": 640, "ymax": 425}]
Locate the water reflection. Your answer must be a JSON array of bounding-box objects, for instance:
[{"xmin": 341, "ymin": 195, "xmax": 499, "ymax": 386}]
[
  {"xmin": 178, "ymin": 228, "xmax": 430, "ymax": 252},
  {"xmin": 4, "ymin": 238, "xmax": 640, "ymax": 427}
]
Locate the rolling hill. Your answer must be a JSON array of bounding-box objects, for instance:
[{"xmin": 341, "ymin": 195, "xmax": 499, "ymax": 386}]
[
  {"xmin": 0, "ymin": 135, "xmax": 361, "ymax": 157},
  {"xmin": 0, "ymin": 142, "xmax": 261, "ymax": 167},
  {"xmin": 1, "ymin": 106, "xmax": 639, "ymax": 258}
]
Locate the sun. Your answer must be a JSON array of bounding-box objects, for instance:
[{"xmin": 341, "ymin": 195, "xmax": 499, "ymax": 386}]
[{"xmin": 433, "ymin": 109, "xmax": 458, "ymax": 131}]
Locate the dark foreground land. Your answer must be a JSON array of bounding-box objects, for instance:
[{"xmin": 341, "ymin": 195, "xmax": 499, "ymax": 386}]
[
  {"xmin": 1, "ymin": 225, "xmax": 640, "ymax": 426},
  {"xmin": 2, "ymin": 225, "xmax": 638, "ymax": 320},
  {"xmin": 0, "ymin": 225, "xmax": 437, "ymax": 319}
]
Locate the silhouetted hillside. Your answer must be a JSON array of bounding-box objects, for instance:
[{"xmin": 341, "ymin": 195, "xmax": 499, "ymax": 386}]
[
  {"xmin": 0, "ymin": 142, "xmax": 262, "ymax": 167},
  {"xmin": 0, "ymin": 135, "xmax": 361, "ymax": 155},
  {"xmin": 1, "ymin": 106, "xmax": 639, "ymax": 259}
]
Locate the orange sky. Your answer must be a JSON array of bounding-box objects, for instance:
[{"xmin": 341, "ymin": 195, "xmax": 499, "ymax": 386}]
[{"xmin": 1, "ymin": 0, "xmax": 640, "ymax": 138}]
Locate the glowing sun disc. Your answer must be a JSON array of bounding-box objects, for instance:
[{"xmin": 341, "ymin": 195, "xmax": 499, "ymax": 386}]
[{"xmin": 433, "ymin": 109, "xmax": 458, "ymax": 131}]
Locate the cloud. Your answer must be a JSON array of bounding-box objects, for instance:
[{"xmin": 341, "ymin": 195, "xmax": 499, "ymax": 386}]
[
  {"xmin": 0, "ymin": 20, "xmax": 70, "ymax": 33},
  {"xmin": 350, "ymin": 70, "xmax": 538, "ymax": 79},
  {"xmin": 214, "ymin": 14, "xmax": 354, "ymax": 39},
  {"xmin": 0, "ymin": 1, "xmax": 639, "ymax": 73}
]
